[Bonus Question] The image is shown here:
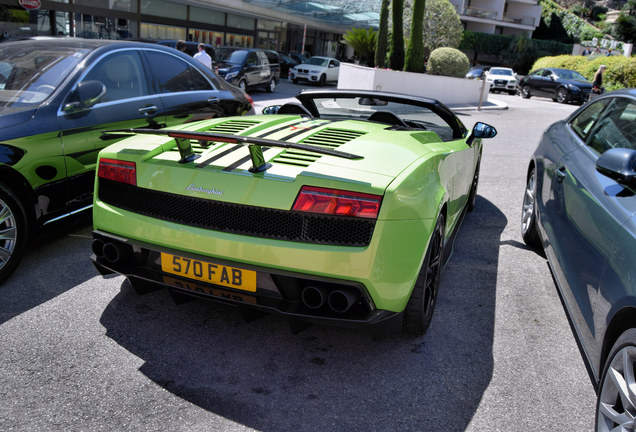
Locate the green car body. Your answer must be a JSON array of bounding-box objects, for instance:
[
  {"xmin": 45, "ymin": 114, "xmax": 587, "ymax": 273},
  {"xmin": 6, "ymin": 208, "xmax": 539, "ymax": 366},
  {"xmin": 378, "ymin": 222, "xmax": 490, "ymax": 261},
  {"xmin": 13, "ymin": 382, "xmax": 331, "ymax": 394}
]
[{"xmin": 91, "ymin": 90, "xmax": 496, "ymax": 334}]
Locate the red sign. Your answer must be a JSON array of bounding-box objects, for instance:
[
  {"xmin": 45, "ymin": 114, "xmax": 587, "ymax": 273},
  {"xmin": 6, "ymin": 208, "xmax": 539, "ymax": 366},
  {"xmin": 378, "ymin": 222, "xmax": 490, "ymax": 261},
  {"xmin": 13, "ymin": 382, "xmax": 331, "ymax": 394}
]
[{"xmin": 19, "ymin": 0, "xmax": 41, "ymax": 10}]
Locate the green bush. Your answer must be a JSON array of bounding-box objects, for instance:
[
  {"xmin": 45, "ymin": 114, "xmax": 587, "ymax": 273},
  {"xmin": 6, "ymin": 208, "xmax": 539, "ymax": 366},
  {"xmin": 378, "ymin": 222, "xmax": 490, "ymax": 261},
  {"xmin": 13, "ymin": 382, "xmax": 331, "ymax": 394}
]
[
  {"xmin": 427, "ymin": 47, "xmax": 470, "ymax": 78},
  {"xmin": 530, "ymin": 55, "xmax": 636, "ymax": 90}
]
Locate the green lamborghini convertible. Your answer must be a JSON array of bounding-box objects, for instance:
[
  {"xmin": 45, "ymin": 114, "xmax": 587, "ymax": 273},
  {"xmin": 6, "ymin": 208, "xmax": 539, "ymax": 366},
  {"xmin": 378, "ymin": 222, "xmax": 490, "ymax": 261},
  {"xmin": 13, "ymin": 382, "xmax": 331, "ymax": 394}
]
[{"xmin": 91, "ymin": 89, "xmax": 497, "ymax": 335}]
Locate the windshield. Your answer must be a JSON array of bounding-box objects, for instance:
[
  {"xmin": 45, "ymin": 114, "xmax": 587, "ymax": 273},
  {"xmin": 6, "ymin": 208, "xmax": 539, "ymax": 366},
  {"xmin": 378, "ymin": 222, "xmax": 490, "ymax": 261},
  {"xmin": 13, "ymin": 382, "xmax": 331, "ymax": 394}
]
[
  {"xmin": 555, "ymin": 69, "xmax": 587, "ymax": 81},
  {"xmin": 305, "ymin": 57, "xmax": 328, "ymax": 67},
  {"xmin": 309, "ymin": 96, "xmax": 456, "ymax": 141},
  {"xmin": 0, "ymin": 43, "xmax": 88, "ymax": 110},
  {"xmin": 490, "ymin": 68, "xmax": 513, "ymax": 76},
  {"xmin": 217, "ymin": 49, "xmax": 247, "ymax": 65}
]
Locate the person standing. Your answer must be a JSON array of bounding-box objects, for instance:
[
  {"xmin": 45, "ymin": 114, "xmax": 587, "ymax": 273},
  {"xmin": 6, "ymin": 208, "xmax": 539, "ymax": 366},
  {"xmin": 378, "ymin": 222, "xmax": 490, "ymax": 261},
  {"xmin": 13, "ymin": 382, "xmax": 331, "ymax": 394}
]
[
  {"xmin": 592, "ymin": 64, "xmax": 606, "ymax": 96},
  {"xmin": 193, "ymin": 43, "xmax": 212, "ymax": 69}
]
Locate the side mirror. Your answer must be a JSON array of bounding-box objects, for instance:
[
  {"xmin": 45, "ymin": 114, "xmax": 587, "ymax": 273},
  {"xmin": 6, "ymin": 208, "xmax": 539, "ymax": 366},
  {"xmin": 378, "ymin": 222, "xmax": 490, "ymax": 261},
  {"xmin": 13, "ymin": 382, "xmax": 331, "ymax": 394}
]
[
  {"xmin": 467, "ymin": 122, "xmax": 497, "ymax": 146},
  {"xmin": 596, "ymin": 148, "xmax": 636, "ymax": 190},
  {"xmin": 63, "ymin": 80, "xmax": 105, "ymax": 112},
  {"xmin": 262, "ymin": 105, "xmax": 280, "ymax": 115}
]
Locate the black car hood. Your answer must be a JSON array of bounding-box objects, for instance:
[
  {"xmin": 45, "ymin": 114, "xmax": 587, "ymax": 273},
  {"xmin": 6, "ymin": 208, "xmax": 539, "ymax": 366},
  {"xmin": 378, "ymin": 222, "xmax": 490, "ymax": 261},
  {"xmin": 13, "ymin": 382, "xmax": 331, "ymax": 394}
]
[
  {"xmin": 0, "ymin": 106, "xmax": 38, "ymax": 131},
  {"xmin": 218, "ymin": 63, "xmax": 241, "ymax": 74}
]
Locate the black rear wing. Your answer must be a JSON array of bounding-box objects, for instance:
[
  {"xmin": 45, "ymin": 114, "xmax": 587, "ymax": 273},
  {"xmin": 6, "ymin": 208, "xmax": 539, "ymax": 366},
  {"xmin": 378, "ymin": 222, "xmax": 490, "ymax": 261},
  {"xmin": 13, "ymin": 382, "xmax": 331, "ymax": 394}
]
[{"xmin": 105, "ymin": 128, "xmax": 362, "ymax": 172}]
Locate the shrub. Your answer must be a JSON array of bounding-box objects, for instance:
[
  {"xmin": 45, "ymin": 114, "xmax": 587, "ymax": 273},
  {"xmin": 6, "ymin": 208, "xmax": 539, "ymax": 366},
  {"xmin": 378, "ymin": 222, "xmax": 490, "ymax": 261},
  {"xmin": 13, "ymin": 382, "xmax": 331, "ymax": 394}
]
[
  {"xmin": 427, "ymin": 47, "xmax": 470, "ymax": 77},
  {"xmin": 530, "ymin": 55, "xmax": 636, "ymax": 90}
]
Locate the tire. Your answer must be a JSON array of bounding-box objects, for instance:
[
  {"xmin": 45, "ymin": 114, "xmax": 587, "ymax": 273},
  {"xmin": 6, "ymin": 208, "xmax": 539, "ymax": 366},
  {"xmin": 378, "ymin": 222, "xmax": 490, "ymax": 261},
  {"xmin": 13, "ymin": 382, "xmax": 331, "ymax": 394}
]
[
  {"xmin": 596, "ymin": 328, "xmax": 636, "ymax": 431},
  {"xmin": 237, "ymin": 79, "xmax": 247, "ymax": 91},
  {"xmin": 467, "ymin": 158, "xmax": 481, "ymax": 212},
  {"xmin": 404, "ymin": 213, "xmax": 445, "ymax": 335},
  {"xmin": 0, "ymin": 184, "xmax": 28, "ymax": 284},
  {"xmin": 521, "ymin": 168, "xmax": 541, "ymax": 249},
  {"xmin": 556, "ymin": 87, "xmax": 569, "ymax": 104},
  {"xmin": 521, "ymin": 85, "xmax": 532, "ymax": 99},
  {"xmin": 266, "ymin": 79, "xmax": 276, "ymax": 93},
  {"xmin": 318, "ymin": 74, "xmax": 326, "ymax": 86}
]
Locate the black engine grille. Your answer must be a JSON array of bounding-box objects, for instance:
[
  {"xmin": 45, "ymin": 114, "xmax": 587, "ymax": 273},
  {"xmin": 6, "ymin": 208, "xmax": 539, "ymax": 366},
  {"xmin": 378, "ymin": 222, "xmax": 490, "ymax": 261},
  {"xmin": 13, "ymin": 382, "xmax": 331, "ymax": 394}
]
[{"xmin": 98, "ymin": 179, "xmax": 376, "ymax": 247}]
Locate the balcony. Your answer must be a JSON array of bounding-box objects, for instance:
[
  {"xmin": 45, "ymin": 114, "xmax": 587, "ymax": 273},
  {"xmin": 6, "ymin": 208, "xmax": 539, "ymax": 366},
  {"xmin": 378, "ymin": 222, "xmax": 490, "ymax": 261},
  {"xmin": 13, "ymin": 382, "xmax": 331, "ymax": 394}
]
[
  {"xmin": 502, "ymin": 14, "xmax": 537, "ymax": 26},
  {"xmin": 463, "ymin": 7, "xmax": 498, "ymax": 20}
]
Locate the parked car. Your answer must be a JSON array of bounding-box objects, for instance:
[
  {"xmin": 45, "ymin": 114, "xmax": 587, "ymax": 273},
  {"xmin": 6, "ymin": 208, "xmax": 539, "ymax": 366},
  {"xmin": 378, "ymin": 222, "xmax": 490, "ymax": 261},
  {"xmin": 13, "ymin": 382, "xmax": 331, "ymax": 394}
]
[
  {"xmin": 465, "ymin": 65, "xmax": 491, "ymax": 80},
  {"xmin": 216, "ymin": 47, "xmax": 280, "ymax": 93},
  {"xmin": 155, "ymin": 39, "xmax": 218, "ymax": 72},
  {"xmin": 519, "ymin": 67, "xmax": 593, "ymax": 104},
  {"xmin": 0, "ymin": 37, "xmax": 254, "ymax": 283},
  {"xmin": 520, "ymin": 89, "xmax": 636, "ymax": 430},
  {"xmin": 284, "ymin": 51, "xmax": 308, "ymax": 64},
  {"xmin": 485, "ymin": 67, "xmax": 518, "ymax": 95},
  {"xmin": 90, "ymin": 89, "xmax": 497, "ymax": 336},
  {"xmin": 290, "ymin": 56, "xmax": 340, "ymax": 86},
  {"xmin": 276, "ymin": 52, "xmax": 299, "ymax": 78}
]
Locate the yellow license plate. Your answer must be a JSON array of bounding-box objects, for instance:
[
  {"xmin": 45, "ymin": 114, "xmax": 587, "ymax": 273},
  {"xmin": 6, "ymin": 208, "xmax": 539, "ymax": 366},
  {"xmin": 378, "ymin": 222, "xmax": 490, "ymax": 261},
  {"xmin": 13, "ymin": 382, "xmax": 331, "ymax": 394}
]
[{"xmin": 160, "ymin": 252, "xmax": 256, "ymax": 292}]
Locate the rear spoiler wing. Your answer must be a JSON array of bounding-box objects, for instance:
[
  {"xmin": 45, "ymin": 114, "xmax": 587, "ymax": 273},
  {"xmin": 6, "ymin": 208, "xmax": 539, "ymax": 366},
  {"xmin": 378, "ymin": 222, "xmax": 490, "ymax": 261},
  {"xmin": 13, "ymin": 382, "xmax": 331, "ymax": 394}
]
[{"xmin": 105, "ymin": 128, "xmax": 363, "ymax": 173}]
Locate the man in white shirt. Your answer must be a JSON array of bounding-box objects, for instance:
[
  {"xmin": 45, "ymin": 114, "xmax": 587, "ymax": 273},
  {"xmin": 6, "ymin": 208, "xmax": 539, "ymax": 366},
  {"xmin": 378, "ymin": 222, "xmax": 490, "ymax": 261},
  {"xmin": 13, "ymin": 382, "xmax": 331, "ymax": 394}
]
[{"xmin": 193, "ymin": 43, "xmax": 212, "ymax": 70}]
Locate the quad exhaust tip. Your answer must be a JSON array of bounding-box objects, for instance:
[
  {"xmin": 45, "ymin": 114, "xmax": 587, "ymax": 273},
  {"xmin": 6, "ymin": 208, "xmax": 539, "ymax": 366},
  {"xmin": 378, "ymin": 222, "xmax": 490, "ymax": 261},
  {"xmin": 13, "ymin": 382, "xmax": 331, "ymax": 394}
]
[{"xmin": 301, "ymin": 286, "xmax": 359, "ymax": 313}]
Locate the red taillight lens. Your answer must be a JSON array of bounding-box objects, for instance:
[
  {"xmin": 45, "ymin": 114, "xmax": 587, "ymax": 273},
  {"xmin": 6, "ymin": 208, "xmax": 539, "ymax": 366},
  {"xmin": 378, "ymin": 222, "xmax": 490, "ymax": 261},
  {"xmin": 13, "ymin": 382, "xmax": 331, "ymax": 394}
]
[
  {"xmin": 98, "ymin": 158, "xmax": 136, "ymax": 186},
  {"xmin": 292, "ymin": 186, "xmax": 381, "ymax": 219}
]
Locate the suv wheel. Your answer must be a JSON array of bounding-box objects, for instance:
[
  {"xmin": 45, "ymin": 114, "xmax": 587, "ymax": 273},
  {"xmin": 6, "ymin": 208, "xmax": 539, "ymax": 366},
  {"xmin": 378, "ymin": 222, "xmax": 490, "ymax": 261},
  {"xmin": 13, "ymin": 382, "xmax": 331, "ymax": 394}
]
[
  {"xmin": 318, "ymin": 74, "xmax": 326, "ymax": 86},
  {"xmin": 238, "ymin": 79, "xmax": 247, "ymax": 91}
]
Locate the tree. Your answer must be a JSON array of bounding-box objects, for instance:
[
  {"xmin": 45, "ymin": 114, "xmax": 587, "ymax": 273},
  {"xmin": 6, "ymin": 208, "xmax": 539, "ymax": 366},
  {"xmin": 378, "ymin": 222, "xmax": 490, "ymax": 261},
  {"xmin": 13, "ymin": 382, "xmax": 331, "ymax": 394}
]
[
  {"xmin": 547, "ymin": 12, "xmax": 571, "ymax": 43},
  {"xmin": 343, "ymin": 28, "xmax": 378, "ymax": 66},
  {"xmin": 404, "ymin": 0, "xmax": 425, "ymax": 72},
  {"xmin": 614, "ymin": 12, "xmax": 636, "ymax": 43},
  {"xmin": 375, "ymin": 0, "xmax": 391, "ymax": 68},
  {"xmin": 389, "ymin": 0, "xmax": 405, "ymax": 70},
  {"xmin": 403, "ymin": 0, "xmax": 462, "ymax": 54}
]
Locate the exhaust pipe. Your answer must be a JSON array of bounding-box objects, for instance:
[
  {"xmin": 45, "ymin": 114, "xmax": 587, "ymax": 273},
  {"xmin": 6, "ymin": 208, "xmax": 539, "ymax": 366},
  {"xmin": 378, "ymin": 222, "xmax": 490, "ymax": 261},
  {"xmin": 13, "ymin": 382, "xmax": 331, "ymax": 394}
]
[
  {"xmin": 328, "ymin": 290, "xmax": 359, "ymax": 313},
  {"xmin": 102, "ymin": 242, "xmax": 120, "ymax": 263},
  {"xmin": 301, "ymin": 286, "xmax": 327, "ymax": 309},
  {"xmin": 91, "ymin": 238, "xmax": 105, "ymax": 258}
]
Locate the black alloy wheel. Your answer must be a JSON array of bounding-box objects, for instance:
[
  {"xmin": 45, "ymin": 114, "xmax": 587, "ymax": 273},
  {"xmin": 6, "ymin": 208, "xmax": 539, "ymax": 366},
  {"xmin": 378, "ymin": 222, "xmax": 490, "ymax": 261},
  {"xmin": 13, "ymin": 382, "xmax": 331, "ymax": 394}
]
[
  {"xmin": 404, "ymin": 213, "xmax": 445, "ymax": 335},
  {"xmin": 521, "ymin": 85, "xmax": 532, "ymax": 99}
]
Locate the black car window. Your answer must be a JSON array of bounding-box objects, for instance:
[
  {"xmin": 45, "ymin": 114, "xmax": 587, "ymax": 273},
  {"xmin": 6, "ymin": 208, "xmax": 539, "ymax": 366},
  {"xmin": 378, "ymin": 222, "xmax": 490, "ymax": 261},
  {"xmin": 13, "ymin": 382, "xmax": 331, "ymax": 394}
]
[
  {"xmin": 541, "ymin": 70, "xmax": 553, "ymax": 78},
  {"xmin": 246, "ymin": 52, "xmax": 258, "ymax": 66},
  {"xmin": 82, "ymin": 51, "xmax": 148, "ymax": 103},
  {"xmin": 144, "ymin": 51, "xmax": 213, "ymax": 93},
  {"xmin": 570, "ymin": 99, "xmax": 610, "ymax": 141},
  {"xmin": 587, "ymin": 98, "xmax": 636, "ymax": 153}
]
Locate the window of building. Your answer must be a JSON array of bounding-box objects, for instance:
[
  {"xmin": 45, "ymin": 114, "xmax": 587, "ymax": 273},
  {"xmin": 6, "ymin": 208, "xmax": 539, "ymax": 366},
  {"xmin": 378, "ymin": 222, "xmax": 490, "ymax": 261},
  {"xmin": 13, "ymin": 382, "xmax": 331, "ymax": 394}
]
[
  {"xmin": 141, "ymin": 0, "xmax": 187, "ymax": 20},
  {"xmin": 226, "ymin": 33, "xmax": 253, "ymax": 48},
  {"xmin": 189, "ymin": 28, "xmax": 224, "ymax": 48},
  {"xmin": 189, "ymin": 6, "xmax": 224, "ymax": 26},
  {"xmin": 140, "ymin": 22, "xmax": 186, "ymax": 41},
  {"xmin": 227, "ymin": 14, "xmax": 255, "ymax": 31}
]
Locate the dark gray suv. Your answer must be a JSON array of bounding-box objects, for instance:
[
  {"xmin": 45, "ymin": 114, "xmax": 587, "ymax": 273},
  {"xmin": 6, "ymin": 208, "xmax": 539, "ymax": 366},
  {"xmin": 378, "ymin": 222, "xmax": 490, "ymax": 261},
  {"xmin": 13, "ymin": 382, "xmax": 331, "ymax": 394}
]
[{"xmin": 216, "ymin": 48, "xmax": 280, "ymax": 93}]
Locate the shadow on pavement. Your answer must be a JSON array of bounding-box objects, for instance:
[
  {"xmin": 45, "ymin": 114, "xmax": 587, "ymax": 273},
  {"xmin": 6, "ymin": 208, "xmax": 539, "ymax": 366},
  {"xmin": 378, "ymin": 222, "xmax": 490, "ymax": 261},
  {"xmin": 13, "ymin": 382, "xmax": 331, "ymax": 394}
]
[
  {"xmin": 0, "ymin": 216, "xmax": 97, "ymax": 325},
  {"xmin": 99, "ymin": 196, "xmax": 506, "ymax": 431}
]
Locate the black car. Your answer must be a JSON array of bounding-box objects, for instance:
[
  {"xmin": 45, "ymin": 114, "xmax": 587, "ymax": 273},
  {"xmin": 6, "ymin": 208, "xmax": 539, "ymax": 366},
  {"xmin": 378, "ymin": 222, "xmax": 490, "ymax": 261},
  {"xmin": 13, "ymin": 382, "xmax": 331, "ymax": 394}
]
[
  {"xmin": 216, "ymin": 47, "xmax": 280, "ymax": 93},
  {"xmin": 519, "ymin": 67, "xmax": 593, "ymax": 104},
  {"xmin": 0, "ymin": 37, "xmax": 254, "ymax": 283},
  {"xmin": 272, "ymin": 51, "xmax": 298, "ymax": 78}
]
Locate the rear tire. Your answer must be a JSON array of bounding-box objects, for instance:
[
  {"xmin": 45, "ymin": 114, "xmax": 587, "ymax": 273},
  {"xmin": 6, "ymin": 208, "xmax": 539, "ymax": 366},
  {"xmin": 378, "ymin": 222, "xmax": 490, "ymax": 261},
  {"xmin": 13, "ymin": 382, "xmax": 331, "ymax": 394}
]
[
  {"xmin": 404, "ymin": 213, "xmax": 445, "ymax": 335},
  {"xmin": 521, "ymin": 168, "xmax": 541, "ymax": 249},
  {"xmin": 0, "ymin": 184, "xmax": 28, "ymax": 284}
]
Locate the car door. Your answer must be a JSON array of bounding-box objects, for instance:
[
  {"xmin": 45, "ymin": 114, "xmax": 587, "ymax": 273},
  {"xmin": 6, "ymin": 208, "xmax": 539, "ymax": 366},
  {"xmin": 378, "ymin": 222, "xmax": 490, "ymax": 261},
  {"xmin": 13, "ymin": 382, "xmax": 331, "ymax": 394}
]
[
  {"xmin": 143, "ymin": 49, "xmax": 229, "ymax": 125},
  {"xmin": 256, "ymin": 51, "xmax": 272, "ymax": 85},
  {"xmin": 243, "ymin": 51, "xmax": 261, "ymax": 87},
  {"xmin": 57, "ymin": 49, "xmax": 166, "ymax": 209},
  {"xmin": 327, "ymin": 59, "xmax": 340, "ymax": 81},
  {"xmin": 545, "ymin": 96, "xmax": 636, "ymax": 357},
  {"xmin": 523, "ymin": 70, "xmax": 545, "ymax": 94}
]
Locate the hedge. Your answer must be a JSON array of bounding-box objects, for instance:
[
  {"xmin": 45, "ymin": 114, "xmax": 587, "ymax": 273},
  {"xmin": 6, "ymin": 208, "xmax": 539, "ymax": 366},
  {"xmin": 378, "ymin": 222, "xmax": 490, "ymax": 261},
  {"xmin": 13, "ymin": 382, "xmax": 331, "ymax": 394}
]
[{"xmin": 531, "ymin": 55, "xmax": 636, "ymax": 90}]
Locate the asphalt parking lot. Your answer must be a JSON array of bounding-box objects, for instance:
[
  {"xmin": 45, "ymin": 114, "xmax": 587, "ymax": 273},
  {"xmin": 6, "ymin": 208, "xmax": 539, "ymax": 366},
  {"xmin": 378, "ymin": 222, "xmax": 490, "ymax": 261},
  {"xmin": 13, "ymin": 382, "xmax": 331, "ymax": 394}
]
[{"xmin": 0, "ymin": 81, "xmax": 596, "ymax": 431}]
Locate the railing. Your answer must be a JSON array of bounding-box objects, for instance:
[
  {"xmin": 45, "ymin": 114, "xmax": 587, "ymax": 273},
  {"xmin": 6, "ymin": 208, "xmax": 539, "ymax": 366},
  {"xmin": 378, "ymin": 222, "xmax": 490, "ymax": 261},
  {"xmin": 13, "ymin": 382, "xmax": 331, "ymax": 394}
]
[
  {"xmin": 463, "ymin": 7, "xmax": 498, "ymax": 20},
  {"xmin": 502, "ymin": 15, "xmax": 537, "ymax": 26}
]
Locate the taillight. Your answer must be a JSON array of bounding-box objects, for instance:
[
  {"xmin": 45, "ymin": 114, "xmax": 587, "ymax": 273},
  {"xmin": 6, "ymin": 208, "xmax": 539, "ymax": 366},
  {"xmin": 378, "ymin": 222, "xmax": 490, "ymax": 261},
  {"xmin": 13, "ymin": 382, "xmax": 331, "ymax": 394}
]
[
  {"xmin": 292, "ymin": 186, "xmax": 381, "ymax": 219},
  {"xmin": 98, "ymin": 158, "xmax": 136, "ymax": 186}
]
